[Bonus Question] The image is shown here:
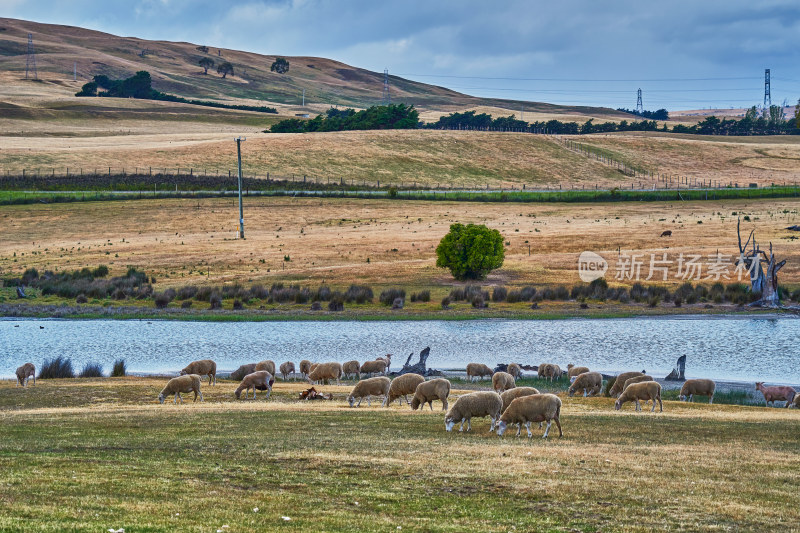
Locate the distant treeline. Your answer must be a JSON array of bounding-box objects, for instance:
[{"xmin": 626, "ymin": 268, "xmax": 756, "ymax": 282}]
[
  {"xmin": 75, "ymin": 71, "xmax": 277, "ymax": 114},
  {"xmin": 616, "ymin": 108, "xmax": 670, "ymax": 120},
  {"xmin": 672, "ymin": 106, "xmax": 798, "ymax": 135},
  {"xmin": 268, "ymin": 104, "xmax": 419, "ymax": 133}
]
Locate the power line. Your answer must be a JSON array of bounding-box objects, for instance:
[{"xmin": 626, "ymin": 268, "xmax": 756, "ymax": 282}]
[{"xmin": 395, "ymin": 73, "xmax": 762, "ymax": 82}]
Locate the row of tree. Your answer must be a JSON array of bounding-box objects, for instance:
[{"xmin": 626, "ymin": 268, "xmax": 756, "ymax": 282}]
[
  {"xmin": 672, "ymin": 106, "xmax": 798, "ymax": 136},
  {"xmin": 616, "ymin": 108, "xmax": 670, "ymax": 120},
  {"xmin": 268, "ymin": 104, "xmax": 419, "ymax": 133}
]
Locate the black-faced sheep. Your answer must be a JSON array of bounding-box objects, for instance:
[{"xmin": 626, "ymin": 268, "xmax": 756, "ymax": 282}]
[
  {"xmin": 492, "ymin": 371, "xmax": 516, "ymax": 393},
  {"xmin": 279, "ymin": 361, "xmax": 295, "ymax": 381},
  {"xmin": 496, "ymin": 393, "xmax": 563, "ymax": 439},
  {"xmin": 299, "ymin": 359, "xmax": 312, "ymax": 379},
  {"xmin": 360, "ymin": 360, "xmax": 387, "ymax": 378},
  {"xmin": 230, "ymin": 363, "xmax": 257, "ymax": 381},
  {"xmin": 255, "ymin": 359, "xmax": 276, "ymax": 376},
  {"xmin": 348, "ymin": 376, "xmax": 391, "ymax": 407},
  {"xmin": 384, "ymin": 373, "xmax": 424, "ymax": 407},
  {"xmin": 159, "ymin": 374, "xmax": 203, "ymax": 404},
  {"xmin": 411, "ymin": 378, "xmax": 451, "ymax": 411},
  {"xmin": 679, "ymin": 379, "xmax": 716, "ymax": 403},
  {"xmin": 308, "ymin": 362, "xmax": 343, "ymax": 385},
  {"xmin": 615, "ymin": 381, "xmax": 663, "ymax": 412},
  {"xmin": 568, "ymin": 371, "xmax": 602, "ymax": 397},
  {"xmin": 444, "ymin": 391, "xmax": 503, "ymax": 432},
  {"xmin": 500, "ymin": 386, "xmax": 540, "ymax": 413},
  {"xmin": 608, "ymin": 371, "xmax": 645, "ymax": 397},
  {"xmin": 235, "ymin": 371, "xmax": 275, "ymax": 400},
  {"xmin": 16, "ymin": 363, "xmax": 35, "ymax": 387},
  {"xmin": 342, "ymin": 360, "xmax": 361, "ymax": 380},
  {"xmin": 180, "ymin": 359, "xmax": 216, "ymax": 386},
  {"xmin": 466, "ymin": 363, "xmax": 493, "ymax": 382}
]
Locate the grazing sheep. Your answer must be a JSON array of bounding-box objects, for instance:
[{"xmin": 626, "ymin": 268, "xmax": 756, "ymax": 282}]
[
  {"xmin": 444, "ymin": 391, "xmax": 503, "ymax": 432},
  {"xmin": 411, "ymin": 379, "xmax": 451, "ymax": 411},
  {"xmin": 360, "ymin": 360, "xmax": 387, "ymax": 378},
  {"xmin": 500, "ymin": 386, "xmax": 540, "ymax": 413},
  {"xmin": 492, "ymin": 371, "xmax": 516, "ymax": 393},
  {"xmin": 235, "ymin": 371, "xmax": 275, "ymax": 400},
  {"xmin": 466, "ymin": 363, "xmax": 493, "ymax": 382},
  {"xmin": 615, "ymin": 381, "xmax": 663, "ymax": 412},
  {"xmin": 376, "ymin": 354, "xmax": 392, "ymax": 373},
  {"xmin": 567, "ymin": 364, "xmax": 590, "ymax": 379},
  {"xmin": 159, "ymin": 374, "xmax": 203, "ymax": 404},
  {"xmin": 308, "ymin": 362, "xmax": 343, "ymax": 385},
  {"xmin": 384, "ymin": 373, "xmax": 425, "ymax": 407},
  {"xmin": 538, "ymin": 363, "xmax": 562, "ymax": 382},
  {"xmin": 348, "ymin": 376, "xmax": 391, "ymax": 407},
  {"xmin": 755, "ymin": 382, "xmax": 796, "ymax": 407},
  {"xmin": 622, "ymin": 375, "xmax": 654, "ymax": 391},
  {"xmin": 342, "ymin": 360, "xmax": 361, "ymax": 380},
  {"xmin": 608, "ymin": 371, "xmax": 645, "ymax": 397},
  {"xmin": 568, "ymin": 372, "xmax": 602, "ymax": 397},
  {"xmin": 506, "ymin": 363, "xmax": 522, "ymax": 379},
  {"xmin": 785, "ymin": 392, "xmax": 800, "ymax": 409},
  {"xmin": 679, "ymin": 379, "xmax": 716, "ymax": 404},
  {"xmin": 497, "ymin": 393, "xmax": 563, "ymax": 439},
  {"xmin": 15, "ymin": 363, "xmax": 35, "ymax": 387},
  {"xmin": 299, "ymin": 359, "xmax": 312, "ymax": 379},
  {"xmin": 255, "ymin": 359, "xmax": 276, "ymax": 376},
  {"xmin": 180, "ymin": 359, "xmax": 217, "ymax": 386},
  {"xmin": 309, "ymin": 363, "xmax": 319, "ymax": 374},
  {"xmin": 279, "ymin": 361, "xmax": 296, "ymax": 381},
  {"xmin": 230, "ymin": 363, "xmax": 257, "ymax": 381}
]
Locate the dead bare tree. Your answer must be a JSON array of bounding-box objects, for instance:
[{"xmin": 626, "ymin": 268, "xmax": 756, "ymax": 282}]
[
  {"xmin": 399, "ymin": 347, "xmax": 431, "ymax": 376},
  {"xmin": 737, "ymin": 218, "xmax": 786, "ymax": 307}
]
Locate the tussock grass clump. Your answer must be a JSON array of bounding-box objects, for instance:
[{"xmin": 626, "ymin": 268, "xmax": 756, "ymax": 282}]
[
  {"xmin": 345, "ymin": 285, "xmax": 373, "ymax": 304},
  {"xmin": 180, "ymin": 300, "xmax": 192, "ymax": 309},
  {"xmin": 209, "ymin": 291, "xmax": 222, "ymax": 310},
  {"xmin": 76, "ymin": 294, "xmax": 88, "ymax": 304},
  {"xmin": 111, "ymin": 359, "xmax": 127, "ymax": 377},
  {"xmin": 232, "ymin": 299, "xmax": 244, "ymax": 310},
  {"xmin": 176, "ymin": 285, "xmax": 198, "ymax": 300},
  {"xmin": 79, "ymin": 362, "xmax": 104, "ymax": 378},
  {"xmin": 153, "ymin": 291, "xmax": 172, "ymax": 309},
  {"xmin": 379, "ymin": 288, "xmax": 405, "ymax": 305},
  {"xmin": 248, "ymin": 284, "xmax": 268, "ymax": 300},
  {"xmin": 314, "ymin": 285, "xmax": 332, "ymax": 301},
  {"xmin": 328, "ymin": 293, "xmax": 344, "ymax": 311},
  {"xmin": 491, "ymin": 286, "xmax": 507, "ymax": 302},
  {"xmin": 39, "ymin": 356, "xmax": 75, "ymax": 379},
  {"xmin": 410, "ymin": 290, "xmax": 430, "ymax": 302}
]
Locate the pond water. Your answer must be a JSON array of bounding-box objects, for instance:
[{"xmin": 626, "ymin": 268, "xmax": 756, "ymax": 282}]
[{"xmin": 1, "ymin": 317, "xmax": 799, "ymax": 384}]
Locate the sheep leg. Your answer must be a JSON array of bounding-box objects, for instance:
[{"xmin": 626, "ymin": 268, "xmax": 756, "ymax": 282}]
[
  {"xmin": 198, "ymin": 391, "xmax": 204, "ymax": 402},
  {"xmin": 542, "ymin": 420, "xmax": 552, "ymax": 438},
  {"xmin": 554, "ymin": 416, "xmax": 563, "ymax": 437},
  {"xmin": 357, "ymin": 397, "xmax": 363, "ymax": 407},
  {"xmin": 489, "ymin": 416, "xmax": 496, "ymax": 432},
  {"xmin": 709, "ymin": 395, "xmax": 713, "ymax": 405},
  {"xmin": 458, "ymin": 419, "xmax": 465, "ymax": 432},
  {"xmin": 657, "ymin": 395, "xmax": 662, "ymax": 412},
  {"xmin": 634, "ymin": 400, "xmax": 641, "ymax": 411},
  {"xmin": 441, "ymin": 399, "xmax": 448, "ymax": 411},
  {"xmin": 366, "ymin": 396, "xmax": 372, "ymax": 407},
  {"xmin": 516, "ymin": 423, "xmax": 522, "ymax": 437},
  {"xmin": 525, "ymin": 422, "xmax": 532, "ymax": 438}
]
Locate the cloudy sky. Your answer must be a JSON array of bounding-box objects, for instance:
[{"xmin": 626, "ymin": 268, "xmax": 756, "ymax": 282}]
[{"xmin": 4, "ymin": 0, "xmax": 800, "ymax": 110}]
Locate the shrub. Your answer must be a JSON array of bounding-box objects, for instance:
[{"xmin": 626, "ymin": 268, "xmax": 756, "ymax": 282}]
[
  {"xmin": 76, "ymin": 294, "xmax": 88, "ymax": 304},
  {"xmin": 441, "ymin": 296, "xmax": 451, "ymax": 309},
  {"xmin": 436, "ymin": 223, "xmax": 505, "ymax": 280},
  {"xmin": 674, "ymin": 297, "xmax": 682, "ymax": 307},
  {"xmin": 648, "ymin": 296, "xmax": 660, "ymax": 308},
  {"xmin": 379, "ymin": 288, "xmax": 406, "ymax": 305},
  {"xmin": 506, "ymin": 290, "xmax": 522, "ymax": 303},
  {"xmin": 471, "ymin": 295, "xmax": 486, "ymax": 308},
  {"xmin": 345, "ymin": 285, "xmax": 374, "ymax": 304},
  {"xmin": 328, "ymin": 293, "xmax": 344, "ymax": 311},
  {"xmin": 154, "ymin": 292, "xmax": 172, "ymax": 309},
  {"xmin": 554, "ymin": 286, "xmax": 569, "ymax": 300},
  {"xmin": 618, "ymin": 290, "xmax": 630, "ymax": 303},
  {"xmin": 79, "ymin": 362, "xmax": 104, "ymax": 378},
  {"xmin": 294, "ymin": 289, "xmax": 311, "ymax": 304},
  {"xmin": 176, "ymin": 285, "xmax": 198, "ymax": 300},
  {"xmin": 249, "ymin": 284, "xmax": 268, "ymax": 300},
  {"xmin": 491, "ymin": 287, "xmax": 508, "ymax": 302},
  {"xmin": 232, "ymin": 299, "xmax": 244, "ymax": 310},
  {"xmin": 181, "ymin": 300, "xmax": 192, "ymax": 309},
  {"xmin": 92, "ymin": 265, "xmax": 109, "ymax": 278},
  {"xmin": 195, "ymin": 286, "xmax": 215, "ymax": 301},
  {"xmin": 630, "ymin": 283, "xmax": 648, "ymax": 302},
  {"xmin": 111, "ymin": 359, "xmax": 127, "ymax": 377},
  {"xmin": 675, "ymin": 282, "xmax": 695, "ymax": 301},
  {"xmin": 520, "ymin": 286, "xmax": 536, "ymax": 301},
  {"xmin": 315, "ymin": 285, "xmax": 332, "ymax": 301},
  {"xmin": 39, "ymin": 356, "xmax": 75, "ymax": 379},
  {"xmin": 209, "ymin": 291, "xmax": 222, "ymax": 309},
  {"xmin": 410, "ymin": 290, "xmax": 431, "ymax": 302}
]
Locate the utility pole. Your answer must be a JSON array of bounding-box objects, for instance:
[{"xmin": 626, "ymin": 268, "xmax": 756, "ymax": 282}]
[{"xmin": 235, "ymin": 137, "xmax": 246, "ymax": 239}]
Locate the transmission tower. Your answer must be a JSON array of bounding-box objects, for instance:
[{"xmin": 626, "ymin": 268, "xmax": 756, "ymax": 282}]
[
  {"xmin": 25, "ymin": 33, "xmax": 37, "ymax": 80},
  {"xmin": 763, "ymin": 68, "xmax": 771, "ymax": 108},
  {"xmin": 635, "ymin": 88, "xmax": 643, "ymax": 114},
  {"xmin": 382, "ymin": 68, "xmax": 390, "ymax": 105}
]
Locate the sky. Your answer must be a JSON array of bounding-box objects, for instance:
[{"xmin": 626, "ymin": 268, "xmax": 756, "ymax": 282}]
[{"xmin": 3, "ymin": 0, "xmax": 800, "ymax": 110}]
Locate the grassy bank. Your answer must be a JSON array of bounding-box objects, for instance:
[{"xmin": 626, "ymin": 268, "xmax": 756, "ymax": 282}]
[{"xmin": 1, "ymin": 377, "xmax": 798, "ymax": 532}]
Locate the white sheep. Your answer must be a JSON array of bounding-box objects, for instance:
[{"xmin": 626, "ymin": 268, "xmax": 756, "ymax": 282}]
[
  {"xmin": 679, "ymin": 379, "xmax": 716, "ymax": 404},
  {"xmin": 16, "ymin": 363, "xmax": 35, "ymax": 387},
  {"xmin": 500, "ymin": 386, "xmax": 540, "ymax": 413},
  {"xmin": 180, "ymin": 359, "xmax": 216, "ymax": 386},
  {"xmin": 359, "ymin": 360, "xmax": 387, "ymax": 378},
  {"xmin": 255, "ymin": 359, "xmax": 276, "ymax": 376},
  {"xmin": 342, "ymin": 360, "xmax": 361, "ymax": 380},
  {"xmin": 411, "ymin": 378, "xmax": 451, "ymax": 411},
  {"xmin": 299, "ymin": 359, "xmax": 312, "ymax": 379},
  {"xmin": 308, "ymin": 362, "xmax": 343, "ymax": 385},
  {"xmin": 466, "ymin": 363, "xmax": 493, "ymax": 382},
  {"xmin": 159, "ymin": 374, "xmax": 203, "ymax": 404},
  {"xmin": 384, "ymin": 373, "xmax": 425, "ymax": 407},
  {"xmin": 230, "ymin": 363, "xmax": 257, "ymax": 381},
  {"xmin": 567, "ymin": 364, "xmax": 590, "ymax": 379},
  {"xmin": 615, "ymin": 381, "xmax": 663, "ymax": 412},
  {"xmin": 568, "ymin": 371, "xmax": 602, "ymax": 397},
  {"xmin": 235, "ymin": 371, "xmax": 274, "ymax": 400},
  {"xmin": 279, "ymin": 361, "xmax": 295, "ymax": 381},
  {"xmin": 608, "ymin": 371, "xmax": 645, "ymax": 397},
  {"xmin": 506, "ymin": 363, "xmax": 522, "ymax": 379},
  {"xmin": 496, "ymin": 393, "xmax": 563, "ymax": 439},
  {"xmin": 348, "ymin": 376, "xmax": 391, "ymax": 407},
  {"xmin": 444, "ymin": 391, "xmax": 503, "ymax": 432},
  {"xmin": 492, "ymin": 371, "xmax": 516, "ymax": 393}
]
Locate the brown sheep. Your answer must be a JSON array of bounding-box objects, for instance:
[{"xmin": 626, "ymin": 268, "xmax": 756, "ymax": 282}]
[
  {"xmin": 180, "ymin": 359, "xmax": 216, "ymax": 386},
  {"xmin": 279, "ymin": 361, "xmax": 295, "ymax": 381},
  {"xmin": 567, "ymin": 364, "xmax": 590, "ymax": 379},
  {"xmin": 500, "ymin": 386, "xmax": 540, "ymax": 413},
  {"xmin": 411, "ymin": 379, "xmax": 451, "ymax": 411},
  {"xmin": 360, "ymin": 360, "xmax": 387, "ymax": 378},
  {"xmin": 342, "ymin": 360, "xmax": 361, "ymax": 380},
  {"xmin": 308, "ymin": 362, "xmax": 343, "ymax": 385},
  {"xmin": 384, "ymin": 373, "xmax": 425, "ymax": 407},
  {"xmin": 159, "ymin": 374, "xmax": 203, "ymax": 404},
  {"xmin": 255, "ymin": 360, "xmax": 276, "ymax": 376},
  {"xmin": 299, "ymin": 360, "xmax": 312, "ymax": 379},
  {"xmin": 16, "ymin": 363, "xmax": 35, "ymax": 387},
  {"xmin": 541, "ymin": 363, "xmax": 562, "ymax": 382},
  {"xmin": 348, "ymin": 377, "xmax": 391, "ymax": 407},
  {"xmin": 615, "ymin": 382, "xmax": 663, "ymax": 412},
  {"xmin": 466, "ymin": 363, "xmax": 493, "ymax": 382},
  {"xmin": 230, "ymin": 363, "xmax": 257, "ymax": 381},
  {"xmin": 568, "ymin": 372, "xmax": 602, "ymax": 397},
  {"xmin": 608, "ymin": 371, "xmax": 645, "ymax": 398},
  {"xmin": 679, "ymin": 379, "xmax": 716, "ymax": 404}
]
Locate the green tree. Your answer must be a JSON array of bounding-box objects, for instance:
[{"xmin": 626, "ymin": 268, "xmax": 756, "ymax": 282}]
[
  {"xmin": 196, "ymin": 45, "xmax": 209, "ymax": 54},
  {"xmin": 435, "ymin": 223, "xmax": 505, "ymax": 280},
  {"xmin": 199, "ymin": 57, "xmax": 214, "ymax": 75},
  {"xmin": 271, "ymin": 57, "xmax": 290, "ymax": 74},
  {"xmin": 217, "ymin": 62, "xmax": 234, "ymax": 78}
]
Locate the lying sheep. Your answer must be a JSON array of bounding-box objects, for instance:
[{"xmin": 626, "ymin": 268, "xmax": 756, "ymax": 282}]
[
  {"xmin": 492, "ymin": 371, "xmax": 516, "ymax": 393},
  {"xmin": 756, "ymin": 382, "xmax": 796, "ymax": 407},
  {"xmin": 680, "ymin": 379, "xmax": 716, "ymax": 404},
  {"xmin": 608, "ymin": 371, "xmax": 645, "ymax": 397},
  {"xmin": 466, "ymin": 363, "xmax": 493, "ymax": 382},
  {"xmin": 308, "ymin": 362, "xmax": 343, "ymax": 385},
  {"xmin": 16, "ymin": 363, "xmax": 35, "ymax": 387},
  {"xmin": 255, "ymin": 359, "xmax": 276, "ymax": 376},
  {"xmin": 180, "ymin": 359, "xmax": 216, "ymax": 386},
  {"xmin": 444, "ymin": 391, "xmax": 503, "ymax": 432},
  {"xmin": 360, "ymin": 360, "xmax": 387, "ymax": 378},
  {"xmin": 299, "ymin": 359, "xmax": 312, "ymax": 379},
  {"xmin": 567, "ymin": 364, "xmax": 590, "ymax": 379},
  {"xmin": 279, "ymin": 361, "xmax": 295, "ymax": 381},
  {"xmin": 348, "ymin": 376, "xmax": 391, "ymax": 407},
  {"xmin": 622, "ymin": 375, "xmax": 653, "ymax": 391},
  {"xmin": 342, "ymin": 360, "xmax": 361, "ymax": 380},
  {"xmin": 384, "ymin": 373, "xmax": 425, "ymax": 407},
  {"xmin": 568, "ymin": 371, "xmax": 602, "ymax": 397},
  {"xmin": 159, "ymin": 374, "xmax": 203, "ymax": 404},
  {"xmin": 235, "ymin": 371, "xmax": 275, "ymax": 400},
  {"xmin": 615, "ymin": 381, "xmax": 663, "ymax": 412},
  {"xmin": 500, "ymin": 386, "xmax": 540, "ymax": 413},
  {"xmin": 496, "ymin": 393, "xmax": 563, "ymax": 439},
  {"xmin": 506, "ymin": 363, "xmax": 522, "ymax": 379},
  {"xmin": 230, "ymin": 363, "xmax": 257, "ymax": 381},
  {"xmin": 411, "ymin": 378, "xmax": 451, "ymax": 411}
]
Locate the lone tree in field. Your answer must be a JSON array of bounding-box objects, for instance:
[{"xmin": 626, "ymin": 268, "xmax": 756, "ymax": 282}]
[
  {"xmin": 217, "ymin": 62, "xmax": 234, "ymax": 78},
  {"xmin": 196, "ymin": 45, "xmax": 209, "ymax": 53},
  {"xmin": 199, "ymin": 57, "xmax": 214, "ymax": 75},
  {"xmin": 737, "ymin": 218, "xmax": 786, "ymax": 307},
  {"xmin": 436, "ymin": 223, "xmax": 504, "ymax": 280},
  {"xmin": 271, "ymin": 57, "xmax": 290, "ymax": 74}
]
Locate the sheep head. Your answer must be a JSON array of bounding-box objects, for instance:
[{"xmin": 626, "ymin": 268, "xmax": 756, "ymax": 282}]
[
  {"xmin": 158, "ymin": 393, "xmax": 166, "ymax": 404},
  {"xmin": 410, "ymin": 397, "xmax": 420, "ymax": 410},
  {"xmin": 347, "ymin": 395, "xmax": 356, "ymax": 408},
  {"xmin": 444, "ymin": 417, "xmax": 456, "ymax": 432},
  {"xmin": 614, "ymin": 399, "xmax": 623, "ymax": 410},
  {"xmin": 495, "ymin": 421, "xmax": 508, "ymax": 436}
]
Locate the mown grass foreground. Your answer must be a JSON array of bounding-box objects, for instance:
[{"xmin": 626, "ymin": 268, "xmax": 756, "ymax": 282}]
[{"xmin": 1, "ymin": 378, "xmax": 798, "ymax": 532}]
